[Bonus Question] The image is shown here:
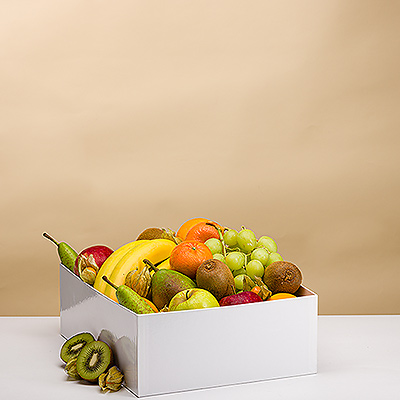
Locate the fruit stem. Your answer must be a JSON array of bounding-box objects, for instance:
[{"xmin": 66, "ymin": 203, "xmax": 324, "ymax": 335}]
[
  {"xmin": 218, "ymin": 227, "xmax": 226, "ymax": 257},
  {"xmin": 143, "ymin": 259, "xmax": 159, "ymax": 273},
  {"xmin": 102, "ymin": 276, "xmax": 118, "ymax": 290},
  {"xmin": 206, "ymin": 222, "xmax": 227, "ymax": 257},
  {"xmin": 221, "ymin": 243, "xmax": 227, "ymax": 257},
  {"xmin": 43, "ymin": 232, "xmax": 59, "ymax": 247}
]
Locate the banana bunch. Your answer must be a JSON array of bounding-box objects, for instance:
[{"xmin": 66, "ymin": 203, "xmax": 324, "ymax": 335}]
[{"xmin": 93, "ymin": 239, "xmax": 176, "ymax": 302}]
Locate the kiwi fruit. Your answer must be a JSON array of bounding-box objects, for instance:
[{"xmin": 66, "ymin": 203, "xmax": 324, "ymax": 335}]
[
  {"xmin": 136, "ymin": 227, "xmax": 164, "ymax": 240},
  {"xmin": 196, "ymin": 259, "xmax": 235, "ymax": 300},
  {"xmin": 263, "ymin": 261, "xmax": 302, "ymax": 294},
  {"xmin": 76, "ymin": 340, "xmax": 113, "ymax": 382},
  {"xmin": 60, "ymin": 332, "xmax": 95, "ymax": 363},
  {"xmin": 136, "ymin": 227, "xmax": 181, "ymax": 244}
]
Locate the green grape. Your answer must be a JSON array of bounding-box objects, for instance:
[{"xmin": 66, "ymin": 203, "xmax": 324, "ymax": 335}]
[
  {"xmin": 250, "ymin": 247, "xmax": 269, "ymax": 266},
  {"xmin": 225, "ymin": 251, "xmax": 246, "ymax": 271},
  {"xmin": 232, "ymin": 267, "xmax": 246, "ymax": 277},
  {"xmin": 265, "ymin": 252, "xmax": 283, "ymax": 266},
  {"xmin": 257, "ymin": 236, "xmax": 278, "ymax": 253},
  {"xmin": 205, "ymin": 238, "xmax": 223, "ymax": 255},
  {"xmin": 234, "ymin": 274, "xmax": 247, "ymax": 291},
  {"xmin": 213, "ymin": 253, "xmax": 225, "ymax": 263},
  {"xmin": 236, "ymin": 228, "xmax": 257, "ymax": 253},
  {"xmin": 223, "ymin": 229, "xmax": 238, "ymax": 248},
  {"xmin": 246, "ymin": 259, "xmax": 264, "ymax": 280}
]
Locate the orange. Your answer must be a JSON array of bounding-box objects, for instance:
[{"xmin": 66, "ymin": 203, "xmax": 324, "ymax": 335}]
[
  {"xmin": 268, "ymin": 293, "xmax": 296, "ymax": 301},
  {"xmin": 169, "ymin": 240, "xmax": 213, "ymax": 279},
  {"xmin": 176, "ymin": 218, "xmax": 208, "ymax": 241},
  {"xmin": 185, "ymin": 221, "xmax": 224, "ymax": 243}
]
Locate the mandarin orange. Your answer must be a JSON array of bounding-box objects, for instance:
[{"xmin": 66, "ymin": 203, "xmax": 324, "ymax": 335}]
[
  {"xmin": 185, "ymin": 221, "xmax": 224, "ymax": 243},
  {"xmin": 176, "ymin": 218, "xmax": 208, "ymax": 241},
  {"xmin": 169, "ymin": 240, "xmax": 213, "ymax": 279},
  {"xmin": 267, "ymin": 293, "xmax": 296, "ymax": 301}
]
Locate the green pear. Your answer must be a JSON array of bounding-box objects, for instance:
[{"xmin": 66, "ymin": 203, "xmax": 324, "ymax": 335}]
[
  {"xmin": 102, "ymin": 276, "xmax": 155, "ymax": 314},
  {"xmin": 143, "ymin": 259, "xmax": 196, "ymax": 310},
  {"xmin": 43, "ymin": 232, "xmax": 78, "ymax": 272}
]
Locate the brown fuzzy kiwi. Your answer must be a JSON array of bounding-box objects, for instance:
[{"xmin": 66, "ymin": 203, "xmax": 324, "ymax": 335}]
[
  {"xmin": 263, "ymin": 261, "xmax": 302, "ymax": 294},
  {"xmin": 136, "ymin": 227, "xmax": 181, "ymax": 244},
  {"xmin": 136, "ymin": 227, "xmax": 164, "ymax": 240},
  {"xmin": 196, "ymin": 259, "xmax": 235, "ymax": 300}
]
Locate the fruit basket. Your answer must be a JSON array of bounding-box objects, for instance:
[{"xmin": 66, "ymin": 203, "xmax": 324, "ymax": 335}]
[
  {"xmin": 60, "ymin": 264, "xmax": 317, "ymax": 397},
  {"xmin": 51, "ymin": 219, "xmax": 318, "ymax": 396}
]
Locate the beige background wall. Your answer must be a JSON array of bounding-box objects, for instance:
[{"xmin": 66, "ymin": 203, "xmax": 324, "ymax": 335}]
[{"xmin": 1, "ymin": 1, "xmax": 399, "ymax": 316}]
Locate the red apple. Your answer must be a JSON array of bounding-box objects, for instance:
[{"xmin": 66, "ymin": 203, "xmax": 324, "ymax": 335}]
[
  {"xmin": 74, "ymin": 245, "xmax": 114, "ymax": 280},
  {"xmin": 219, "ymin": 291, "xmax": 262, "ymax": 307}
]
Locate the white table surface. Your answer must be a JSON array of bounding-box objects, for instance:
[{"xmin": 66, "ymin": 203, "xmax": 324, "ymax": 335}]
[{"xmin": 1, "ymin": 316, "xmax": 399, "ymax": 399}]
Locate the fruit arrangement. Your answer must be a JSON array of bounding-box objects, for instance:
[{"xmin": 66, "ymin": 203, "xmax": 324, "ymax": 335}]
[
  {"xmin": 45, "ymin": 217, "xmax": 305, "ymax": 314},
  {"xmin": 60, "ymin": 332, "xmax": 124, "ymax": 392}
]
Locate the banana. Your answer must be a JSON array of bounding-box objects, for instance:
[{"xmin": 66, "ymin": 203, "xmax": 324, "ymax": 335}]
[
  {"xmin": 94, "ymin": 240, "xmax": 149, "ymax": 295},
  {"xmin": 104, "ymin": 239, "xmax": 177, "ymax": 302}
]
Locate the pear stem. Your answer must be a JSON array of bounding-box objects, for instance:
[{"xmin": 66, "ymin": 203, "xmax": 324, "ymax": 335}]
[
  {"xmin": 43, "ymin": 232, "xmax": 59, "ymax": 247},
  {"xmin": 102, "ymin": 276, "xmax": 118, "ymax": 291},
  {"xmin": 143, "ymin": 259, "xmax": 159, "ymax": 273}
]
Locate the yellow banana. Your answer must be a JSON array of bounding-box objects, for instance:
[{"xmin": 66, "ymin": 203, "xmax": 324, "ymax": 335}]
[
  {"xmin": 104, "ymin": 239, "xmax": 176, "ymax": 302},
  {"xmin": 94, "ymin": 240, "xmax": 149, "ymax": 295}
]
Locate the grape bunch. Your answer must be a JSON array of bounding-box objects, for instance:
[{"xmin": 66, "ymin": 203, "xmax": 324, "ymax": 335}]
[{"xmin": 205, "ymin": 227, "xmax": 283, "ymax": 291}]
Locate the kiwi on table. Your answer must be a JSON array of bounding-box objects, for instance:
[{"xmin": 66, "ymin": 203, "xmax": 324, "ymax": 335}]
[
  {"xmin": 76, "ymin": 340, "xmax": 113, "ymax": 382},
  {"xmin": 196, "ymin": 259, "xmax": 235, "ymax": 301},
  {"xmin": 60, "ymin": 332, "xmax": 95, "ymax": 363},
  {"xmin": 263, "ymin": 260, "xmax": 302, "ymax": 294}
]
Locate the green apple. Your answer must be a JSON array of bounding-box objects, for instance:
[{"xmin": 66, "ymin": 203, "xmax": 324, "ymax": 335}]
[{"xmin": 169, "ymin": 289, "xmax": 220, "ymax": 311}]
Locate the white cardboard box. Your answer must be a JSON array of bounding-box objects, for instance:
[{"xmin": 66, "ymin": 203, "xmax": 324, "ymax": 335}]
[{"xmin": 59, "ymin": 264, "xmax": 318, "ymax": 397}]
